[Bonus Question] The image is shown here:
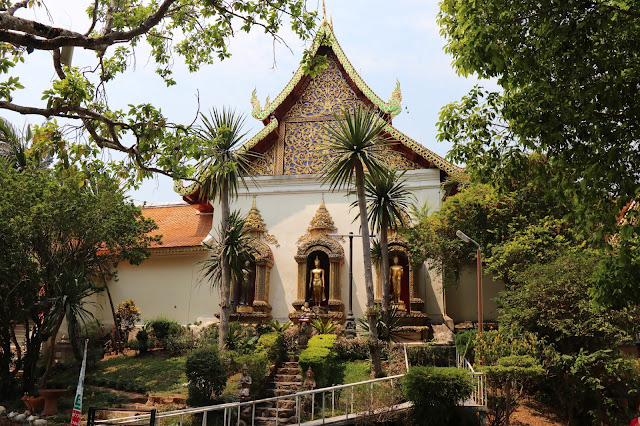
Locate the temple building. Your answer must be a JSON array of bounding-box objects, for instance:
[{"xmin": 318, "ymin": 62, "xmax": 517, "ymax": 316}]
[{"xmin": 94, "ymin": 17, "xmax": 502, "ymax": 336}]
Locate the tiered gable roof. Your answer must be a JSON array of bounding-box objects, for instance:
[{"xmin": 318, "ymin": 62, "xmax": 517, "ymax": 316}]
[{"xmin": 176, "ymin": 19, "xmax": 461, "ymax": 199}]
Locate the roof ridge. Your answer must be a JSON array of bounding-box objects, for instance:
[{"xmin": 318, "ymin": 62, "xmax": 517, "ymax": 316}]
[{"xmin": 249, "ymin": 22, "xmax": 402, "ymax": 121}]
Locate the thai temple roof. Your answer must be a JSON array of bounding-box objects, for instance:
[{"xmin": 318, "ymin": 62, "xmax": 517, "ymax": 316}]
[
  {"xmin": 175, "ymin": 14, "xmax": 462, "ymax": 201},
  {"xmin": 141, "ymin": 204, "xmax": 212, "ymax": 249}
]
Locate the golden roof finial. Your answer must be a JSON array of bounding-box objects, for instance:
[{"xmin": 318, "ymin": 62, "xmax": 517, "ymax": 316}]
[
  {"xmin": 251, "ymin": 195, "xmax": 257, "ymax": 209},
  {"xmin": 330, "ymin": 14, "xmax": 333, "ymax": 29},
  {"xmin": 322, "ymin": 0, "xmax": 327, "ymax": 24}
]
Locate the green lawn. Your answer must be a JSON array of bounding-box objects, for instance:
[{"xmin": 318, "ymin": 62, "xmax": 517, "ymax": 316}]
[{"xmin": 88, "ymin": 353, "xmax": 188, "ymax": 396}]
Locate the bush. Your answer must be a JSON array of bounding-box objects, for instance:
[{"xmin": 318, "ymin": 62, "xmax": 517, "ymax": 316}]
[
  {"xmin": 234, "ymin": 351, "xmax": 269, "ymax": 396},
  {"xmin": 403, "ymin": 366, "xmax": 473, "ymax": 425},
  {"xmin": 135, "ymin": 327, "xmax": 149, "ymax": 354},
  {"xmin": 334, "ymin": 337, "xmax": 370, "ymax": 360},
  {"xmin": 166, "ymin": 329, "xmax": 197, "ymax": 355},
  {"xmin": 197, "ymin": 323, "xmax": 219, "ymax": 348},
  {"xmin": 299, "ymin": 334, "xmax": 339, "ymax": 389},
  {"xmin": 147, "ymin": 317, "xmax": 182, "ymax": 350},
  {"xmin": 455, "ymin": 330, "xmax": 477, "ymax": 363},
  {"xmin": 479, "ymin": 356, "xmax": 544, "ymax": 426},
  {"xmin": 307, "ymin": 334, "xmax": 337, "ymax": 349},
  {"xmin": 116, "ymin": 299, "xmax": 141, "ymax": 342},
  {"xmin": 185, "ymin": 347, "xmax": 227, "ymax": 406},
  {"xmin": 474, "ymin": 330, "xmax": 540, "ymax": 366},
  {"xmin": 256, "ymin": 332, "xmax": 283, "ymax": 362}
]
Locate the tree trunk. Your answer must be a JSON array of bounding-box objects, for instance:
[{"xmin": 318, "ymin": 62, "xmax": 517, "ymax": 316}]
[
  {"xmin": 102, "ymin": 273, "xmax": 122, "ymax": 354},
  {"xmin": 379, "ymin": 214, "xmax": 391, "ymax": 341},
  {"xmin": 40, "ymin": 310, "xmax": 65, "ymax": 389},
  {"xmin": 218, "ymin": 184, "xmax": 231, "ymax": 350},
  {"xmin": 355, "ymin": 162, "xmax": 383, "ymax": 378}
]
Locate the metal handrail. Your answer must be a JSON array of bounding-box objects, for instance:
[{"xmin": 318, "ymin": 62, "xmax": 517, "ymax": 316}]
[
  {"xmin": 98, "ymin": 349, "xmax": 486, "ymax": 425},
  {"xmin": 100, "ymin": 374, "xmax": 406, "ymax": 425}
]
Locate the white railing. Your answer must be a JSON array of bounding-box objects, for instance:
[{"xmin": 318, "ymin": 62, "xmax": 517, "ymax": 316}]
[
  {"xmin": 98, "ymin": 374, "xmax": 406, "ymax": 426},
  {"xmin": 456, "ymin": 351, "xmax": 486, "ymax": 407},
  {"xmin": 97, "ymin": 347, "xmax": 485, "ymax": 426}
]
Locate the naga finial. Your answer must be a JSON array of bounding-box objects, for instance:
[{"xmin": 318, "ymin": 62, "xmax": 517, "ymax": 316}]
[
  {"xmin": 322, "ymin": 0, "xmax": 327, "ymax": 24},
  {"xmin": 251, "ymin": 88, "xmax": 261, "ymax": 110}
]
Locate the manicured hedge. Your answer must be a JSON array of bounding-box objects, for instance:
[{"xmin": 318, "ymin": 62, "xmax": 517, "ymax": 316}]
[
  {"xmin": 403, "ymin": 366, "xmax": 473, "ymax": 425},
  {"xmin": 298, "ymin": 334, "xmax": 339, "ymax": 388},
  {"xmin": 307, "ymin": 334, "xmax": 337, "ymax": 348},
  {"xmin": 185, "ymin": 347, "xmax": 227, "ymax": 406},
  {"xmin": 256, "ymin": 332, "xmax": 283, "ymax": 361}
]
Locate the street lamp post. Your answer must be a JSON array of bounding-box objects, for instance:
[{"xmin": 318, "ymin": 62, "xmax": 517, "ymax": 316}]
[
  {"xmin": 328, "ymin": 232, "xmax": 374, "ymax": 339},
  {"xmin": 456, "ymin": 230, "xmax": 483, "ymax": 335}
]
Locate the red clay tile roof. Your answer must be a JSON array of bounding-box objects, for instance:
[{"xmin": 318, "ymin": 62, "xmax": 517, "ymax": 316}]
[{"xmin": 141, "ymin": 204, "xmax": 212, "ymax": 249}]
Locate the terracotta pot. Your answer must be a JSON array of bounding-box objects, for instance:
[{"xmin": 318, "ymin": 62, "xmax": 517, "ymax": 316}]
[{"xmin": 38, "ymin": 389, "xmax": 67, "ymax": 416}]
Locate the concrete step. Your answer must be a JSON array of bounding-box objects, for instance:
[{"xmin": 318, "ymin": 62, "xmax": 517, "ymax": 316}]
[
  {"xmin": 273, "ymin": 374, "xmax": 301, "ymax": 383},
  {"xmin": 282, "ymin": 362, "xmax": 299, "ymax": 368},
  {"xmin": 276, "ymin": 367, "xmax": 300, "ymax": 375},
  {"xmin": 272, "ymin": 382, "xmax": 301, "ymax": 391},
  {"xmin": 265, "ymin": 388, "xmax": 296, "ymax": 397}
]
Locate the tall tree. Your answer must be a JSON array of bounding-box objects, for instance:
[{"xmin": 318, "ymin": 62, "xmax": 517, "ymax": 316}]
[
  {"xmin": 0, "ymin": 165, "xmax": 157, "ymax": 397},
  {"xmin": 362, "ymin": 169, "xmax": 413, "ymax": 339},
  {"xmin": 322, "ymin": 106, "xmax": 388, "ymax": 377},
  {"xmin": 0, "ymin": 1, "xmax": 316, "ymax": 183},
  {"xmin": 437, "ymin": 1, "xmax": 640, "ymax": 237},
  {"xmin": 193, "ymin": 108, "xmax": 253, "ymax": 349}
]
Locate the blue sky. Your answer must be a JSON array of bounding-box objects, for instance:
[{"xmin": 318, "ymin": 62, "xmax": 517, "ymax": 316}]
[{"xmin": 7, "ymin": 1, "xmax": 493, "ymax": 204}]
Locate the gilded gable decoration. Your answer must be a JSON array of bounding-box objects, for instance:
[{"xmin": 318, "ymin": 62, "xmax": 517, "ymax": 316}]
[
  {"xmin": 244, "ymin": 196, "xmax": 279, "ymax": 247},
  {"xmin": 292, "ymin": 199, "xmax": 345, "ymax": 322}
]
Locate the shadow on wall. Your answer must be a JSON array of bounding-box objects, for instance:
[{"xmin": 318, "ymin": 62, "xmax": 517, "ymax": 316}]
[{"xmin": 445, "ymin": 265, "xmax": 504, "ymax": 323}]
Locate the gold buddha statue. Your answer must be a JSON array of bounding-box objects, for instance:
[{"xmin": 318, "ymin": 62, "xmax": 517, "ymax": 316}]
[
  {"xmin": 390, "ymin": 255, "xmax": 403, "ymax": 304},
  {"xmin": 310, "ymin": 256, "xmax": 325, "ymax": 305}
]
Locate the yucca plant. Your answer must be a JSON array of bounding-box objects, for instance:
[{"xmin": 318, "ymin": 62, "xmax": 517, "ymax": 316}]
[
  {"xmin": 310, "ymin": 318, "xmax": 338, "ymax": 334},
  {"xmin": 268, "ymin": 319, "xmax": 292, "ymax": 333},
  {"xmin": 193, "ymin": 107, "xmax": 255, "ymax": 349},
  {"xmin": 321, "ymin": 105, "xmax": 389, "ymax": 377}
]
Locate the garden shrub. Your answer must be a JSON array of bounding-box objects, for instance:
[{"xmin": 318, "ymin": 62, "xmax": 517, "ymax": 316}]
[
  {"xmin": 334, "ymin": 337, "xmax": 370, "ymax": 360},
  {"xmin": 455, "ymin": 329, "xmax": 477, "ymax": 363},
  {"xmin": 479, "ymin": 355, "xmax": 544, "ymax": 426},
  {"xmin": 135, "ymin": 327, "xmax": 149, "ymax": 354},
  {"xmin": 403, "ymin": 366, "xmax": 473, "ymax": 425},
  {"xmin": 185, "ymin": 347, "xmax": 227, "ymax": 406},
  {"xmin": 407, "ymin": 345, "xmax": 456, "ymax": 367},
  {"xmin": 297, "ymin": 333, "xmax": 340, "ymax": 388},
  {"xmin": 474, "ymin": 330, "xmax": 540, "ymax": 366},
  {"xmin": 147, "ymin": 317, "xmax": 182, "ymax": 350},
  {"xmin": 116, "ymin": 299, "xmax": 141, "ymax": 342},
  {"xmin": 197, "ymin": 323, "xmax": 219, "ymax": 348},
  {"xmin": 256, "ymin": 332, "xmax": 283, "ymax": 362},
  {"xmin": 299, "ymin": 346, "xmax": 336, "ymax": 388},
  {"xmin": 234, "ymin": 351, "xmax": 269, "ymax": 396},
  {"xmin": 307, "ymin": 334, "xmax": 337, "ymax": 349},
  {"xmin": 166, "ymin": 328, "xmax": 197, "ymax": 355}
]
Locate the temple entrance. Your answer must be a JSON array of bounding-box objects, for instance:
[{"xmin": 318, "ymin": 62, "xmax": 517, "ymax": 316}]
[{"xmin": 305, "ymin": 250, "xmax": 330, "ymax": 309}]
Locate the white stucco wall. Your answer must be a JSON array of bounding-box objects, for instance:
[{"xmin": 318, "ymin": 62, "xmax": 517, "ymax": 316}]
[
  {"xmin": 93, "ymin": 250, "xmax": 218, "ymax": 327},
  {"xmin": 220, "ymin": 168, "xmax": 444, "ymax": 322},
  {"xmin": 444, "ymin": 265, "xmax": 505, "ymax": 323}
]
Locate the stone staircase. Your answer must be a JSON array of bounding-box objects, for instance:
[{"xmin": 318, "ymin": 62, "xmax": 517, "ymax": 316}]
[{"xmin": 253, "ymin": 355, "xmax": 302, "ymax": 425}]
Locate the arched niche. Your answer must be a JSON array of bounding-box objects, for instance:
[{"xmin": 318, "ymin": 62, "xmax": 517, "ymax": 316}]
[
  {"xmin": 248, "ymin": 238, "xmax": 273, "ymax": 315},
  {"xmin": 292, "ymin": 237, "xmax": 344, "ymax": 318},
  {"xmin": 305, "ymin": 250, "xmax": 330, "ymax": 307},
  {"xmin": 375, "ymin": 236, "xmax": 425, "ymax": 313}
]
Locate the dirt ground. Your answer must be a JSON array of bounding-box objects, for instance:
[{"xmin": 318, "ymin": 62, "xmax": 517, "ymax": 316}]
[{"xmin": 511, "ymin": 397, "xmax": 565, "ymax": 426}]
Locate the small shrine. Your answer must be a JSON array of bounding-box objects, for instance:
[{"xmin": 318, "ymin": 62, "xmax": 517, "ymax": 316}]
[
  {"xmin": 290, "ymin": 199, "xmax": 344, "ymax": 322},
  {"xmin": 230, "ymin": 197, "xmax": 277, "ymax": 323}
]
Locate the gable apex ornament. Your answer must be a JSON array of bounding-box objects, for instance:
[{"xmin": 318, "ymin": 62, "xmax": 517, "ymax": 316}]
[
  {"xmin": 244, "ymin": 196, "xmax": 279, "ymax": 247},
  {"xmin": 297, "ymin": 199, "xmax": 343, "ymax": 245}
]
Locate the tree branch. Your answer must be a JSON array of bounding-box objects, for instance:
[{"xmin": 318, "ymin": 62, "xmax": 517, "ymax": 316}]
[
  {"xmin": 0, "ymin": 0, "xmax": 178, "ymax": 51},
  {"xmin": 7, "ymin": 0, "xmax": 28, "ymax": 15}
]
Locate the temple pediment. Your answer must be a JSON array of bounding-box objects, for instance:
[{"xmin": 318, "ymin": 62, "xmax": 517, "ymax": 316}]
[{"xmin": 175, "ymin": 20, "xmax": 461, "ymax": 200}]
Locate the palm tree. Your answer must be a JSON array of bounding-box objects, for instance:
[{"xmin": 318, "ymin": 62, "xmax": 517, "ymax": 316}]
[
  {"xmin": 193, "ymin": 108, "xmax": 253, "ymax": 349},
  {"xmin": 200, "ymin": 210, "xmax": 256, "ymax": 335},
  {"xmin": 362, "ymin": 169, "xmax": 413, "ymax": 339},
  {"xmin": 322, "ymin": 106, "xmax": 388, "ymax": 377},
  {"xmin": 0, "ymin": 117, "xmax": 51, "ymax": 170}
]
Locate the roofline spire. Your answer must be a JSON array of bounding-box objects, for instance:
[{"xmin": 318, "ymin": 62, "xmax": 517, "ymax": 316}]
[{"xmin": 322, "ymin": 0, "xmax": 327, "ymax": 24}]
